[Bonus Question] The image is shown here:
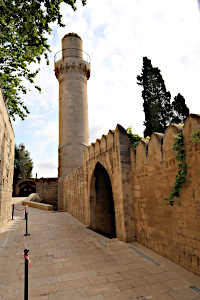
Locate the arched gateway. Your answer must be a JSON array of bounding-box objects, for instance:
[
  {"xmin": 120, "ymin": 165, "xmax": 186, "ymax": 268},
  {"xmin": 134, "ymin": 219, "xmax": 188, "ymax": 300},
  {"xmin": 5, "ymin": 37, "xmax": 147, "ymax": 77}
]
[
  {"xmin": 90, "ymin": 163, "xmax": 116, "ymax": 238},
  {"xmin": 55, "ymin": 34, "xmax": 135, "ymax": 243}
]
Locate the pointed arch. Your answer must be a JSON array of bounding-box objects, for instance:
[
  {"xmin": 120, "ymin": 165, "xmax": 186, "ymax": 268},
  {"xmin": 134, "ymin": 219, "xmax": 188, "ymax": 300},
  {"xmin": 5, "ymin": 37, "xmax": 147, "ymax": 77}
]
[{"xmin": 90, "ymin": 162, "xmax": 116, "ymax": 238}]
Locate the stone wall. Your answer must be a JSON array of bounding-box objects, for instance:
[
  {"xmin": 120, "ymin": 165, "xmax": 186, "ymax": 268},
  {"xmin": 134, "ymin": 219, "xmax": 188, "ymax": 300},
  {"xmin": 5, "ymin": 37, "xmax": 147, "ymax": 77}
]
[
  {"xmin": 63, "ymin": 167, "xmax": 85, "ymax": 219},
  {"xmin": 62, "ymin": 125, "xmax": 135, "ymax": 242},
  {"xmin": 62, "ymin": 114, "xmax": 200, "ymax": 275},
  {"xmin": 0, "ymin": 87, "xmax": 15, "ymax": 232},
  {"xmin": 14, "ymin": 178, "xmax": 58, "ymax": 209},
  {"xmin": 36, "ymin": 178, "xmax": 58, "ymax": 210},
  {"xmin": 132, "ymin": 114, "xmax": 200, "ymax": 276}
]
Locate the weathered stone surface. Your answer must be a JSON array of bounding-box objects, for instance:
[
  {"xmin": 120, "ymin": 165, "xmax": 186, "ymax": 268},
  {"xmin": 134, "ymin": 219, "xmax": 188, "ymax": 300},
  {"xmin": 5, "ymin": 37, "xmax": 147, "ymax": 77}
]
[
  {"xmin": 55, "ymin": 33, "xmax": 90, "ymax": 211},
  {"xmin": 0, "ymin": 87, "xmax": 15, "ymax": 232},
  {"xmin": 55, "ymin": 34, "xmax": 200, "ymax": 276},
  {"xmin": 63, "ymin": 125, "xmax": 135, "ymax": 243},
  {"xmin": 62, "ymin": 114, "xmax": 200, "ymax": 276},
  {"xmin": 133, "ymin": 114, "xmax": 200, "ymax": 276},
  {"xmin": 14, "ymin": 178, "xmax": 58, "ymax": 209},
  {"xmin": 22, "ymin": 194, "xmax": 53, "ymax": 211}
]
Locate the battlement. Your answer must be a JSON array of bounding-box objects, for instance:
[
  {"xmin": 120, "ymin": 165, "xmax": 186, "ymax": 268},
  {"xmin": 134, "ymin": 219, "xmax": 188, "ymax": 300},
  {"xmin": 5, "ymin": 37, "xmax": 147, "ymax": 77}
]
[
  {"xmin": 134, "ymin": 114, "xmax": 200, "ymax": 173},
  {"xmin": 84, "ymin": 114, "xmax": 200, "ymax": 166},
  {"xmin": 83, "ymin": 126, "xmax": 126, "ymax": 162},
  {"xmin": 62, "ymin": 113, "xmax": 200, "ymax": 274}
]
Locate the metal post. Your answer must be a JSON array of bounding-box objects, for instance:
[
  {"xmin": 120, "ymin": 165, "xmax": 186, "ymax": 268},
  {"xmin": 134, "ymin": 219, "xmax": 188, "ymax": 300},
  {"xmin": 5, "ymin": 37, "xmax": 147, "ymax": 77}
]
[
  {"xmin": 12, "ymin": 204, "xmax": 14, "ymax": 220},
  {"xmin": 24, "ymin": 211, "xmax": 30, "ymax": 236},
  {"xmin": 24, "ymin": 207, "xmax": 26, "ymax": 220},
  {"xmin": 24, "ymin": 248, "xmax": 29, "ymax": 300}
]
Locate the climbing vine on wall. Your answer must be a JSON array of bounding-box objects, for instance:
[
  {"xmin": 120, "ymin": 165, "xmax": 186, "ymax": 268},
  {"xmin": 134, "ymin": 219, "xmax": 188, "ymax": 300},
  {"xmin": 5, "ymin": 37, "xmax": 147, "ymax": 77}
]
[
  {"xmin": 126, "ymin": 126, "xmax": 150, "ymax": 149},
  {"xmin": 191, "ymin": 129, "xmax": 200, "ymax": 143},
  {"xmin": 164, "ymin": 132, "xmax": 187, "ymax": 206}
]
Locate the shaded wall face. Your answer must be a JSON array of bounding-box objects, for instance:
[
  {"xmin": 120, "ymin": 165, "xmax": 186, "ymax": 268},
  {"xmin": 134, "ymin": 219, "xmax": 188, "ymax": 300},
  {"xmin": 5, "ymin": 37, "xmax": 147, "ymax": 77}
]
[{"xmin": 90, "ymin": 163, "xmax": 116, "ymax": 238}]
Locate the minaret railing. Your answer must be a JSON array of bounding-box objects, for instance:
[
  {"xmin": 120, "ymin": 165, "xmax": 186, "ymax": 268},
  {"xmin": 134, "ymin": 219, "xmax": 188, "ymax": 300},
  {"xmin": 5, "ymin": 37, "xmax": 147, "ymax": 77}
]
[{"xmin": 54, "ymin": 48, "xmax": 91, "ymax": 65}]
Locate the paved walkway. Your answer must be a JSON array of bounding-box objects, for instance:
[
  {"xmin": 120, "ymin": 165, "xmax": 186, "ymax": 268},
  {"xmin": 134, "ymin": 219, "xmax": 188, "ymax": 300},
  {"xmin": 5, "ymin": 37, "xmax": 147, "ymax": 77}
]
[{"xmin": 0, "ymin": 199, "xmax": 200, "ymax": 300}]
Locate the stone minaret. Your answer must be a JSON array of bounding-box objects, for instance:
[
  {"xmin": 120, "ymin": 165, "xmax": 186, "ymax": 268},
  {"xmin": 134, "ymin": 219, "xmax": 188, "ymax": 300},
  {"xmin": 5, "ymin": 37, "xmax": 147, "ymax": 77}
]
[{"xmin": 55, "ymin": 33, "xmax": 90, "ymax": 210}]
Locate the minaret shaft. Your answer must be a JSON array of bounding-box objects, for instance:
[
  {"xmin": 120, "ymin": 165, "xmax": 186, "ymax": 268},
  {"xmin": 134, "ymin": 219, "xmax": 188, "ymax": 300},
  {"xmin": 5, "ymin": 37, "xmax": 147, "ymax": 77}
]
[{"xmin": 55, "ymin": 33, "xmax": 90, "ymax": 210}]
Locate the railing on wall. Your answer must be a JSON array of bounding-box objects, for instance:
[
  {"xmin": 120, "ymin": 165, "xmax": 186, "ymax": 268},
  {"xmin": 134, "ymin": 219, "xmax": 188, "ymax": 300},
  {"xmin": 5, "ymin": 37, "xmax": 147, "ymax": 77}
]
[{"xmin": 54, "ymin": 48, "xmax": 91, "ymax": 65}]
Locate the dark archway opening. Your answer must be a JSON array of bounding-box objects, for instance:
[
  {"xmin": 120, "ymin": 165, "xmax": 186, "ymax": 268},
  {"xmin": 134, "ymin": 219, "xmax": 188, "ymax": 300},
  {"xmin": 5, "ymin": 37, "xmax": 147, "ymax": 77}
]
[
  {"xmin": 19, "ymin": 183, "xmax": 36, "ymax": 197},
  {"xmin": 90, "ymin": 163, "xmax": 116, "ymax": 238}
]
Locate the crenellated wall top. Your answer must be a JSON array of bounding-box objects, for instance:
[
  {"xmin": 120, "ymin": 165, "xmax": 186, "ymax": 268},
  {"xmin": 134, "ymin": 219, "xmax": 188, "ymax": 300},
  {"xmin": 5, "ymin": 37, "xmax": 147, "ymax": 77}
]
[
  {"xmin": 83, "ymin": 114, "xmax": 200, "ymax": 167},
  {"xmin": 83, "ymin": 124, "xmax": 127, "ymax": 162},
  {"xmin": 135, "ymin": 114, "xmax": 200, "ymax": 169}
]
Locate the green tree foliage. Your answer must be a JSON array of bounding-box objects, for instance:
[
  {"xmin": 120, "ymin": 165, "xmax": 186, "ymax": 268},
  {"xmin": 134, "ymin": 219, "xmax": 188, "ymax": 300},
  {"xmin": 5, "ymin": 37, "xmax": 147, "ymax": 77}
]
[
  {"xmin": 137, "ymin": 57, "xmax": 189, "ymax": 137},
  {"xmin": 127, "ymin": 126, "xmax": 150, "ymax": 149},
  {"xmin": 137, "ymin": 57, "xmax": 172, "ymax": 137},
  {"xmin": 127, "ymin": 127, "xmax": 142, "ymax": 148},
  {"xmin": 0, "ymin": 0, "xmax": 86, "ymax": 120},
  {"xmin": 13, "ymin": 143, "xmax": 33, "ymax": 184},
  {"xmin": 191, "ymin": 129, "xmax": 200, "ymax": 143},
  {"xmin": 171, "ymin": 93, "xmax": 189, "ymax": 124}
]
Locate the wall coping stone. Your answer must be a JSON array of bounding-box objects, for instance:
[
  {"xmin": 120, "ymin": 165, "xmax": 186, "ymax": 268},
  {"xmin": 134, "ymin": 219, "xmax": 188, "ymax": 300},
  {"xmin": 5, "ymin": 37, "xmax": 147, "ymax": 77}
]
[{"xmin": 22, "ymin": 193, "xmax": 53, "ymax": 211}]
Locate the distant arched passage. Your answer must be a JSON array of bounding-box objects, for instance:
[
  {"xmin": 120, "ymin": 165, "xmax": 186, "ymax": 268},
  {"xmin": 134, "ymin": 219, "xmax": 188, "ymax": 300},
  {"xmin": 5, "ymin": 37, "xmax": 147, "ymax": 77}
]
[
  {"xmin": 19, "ymin": 182, "xmax": 36, "ymax": 197},
  {"xmin": 90, "ymin": 162, "xmax": 116, "ymax": 238}
]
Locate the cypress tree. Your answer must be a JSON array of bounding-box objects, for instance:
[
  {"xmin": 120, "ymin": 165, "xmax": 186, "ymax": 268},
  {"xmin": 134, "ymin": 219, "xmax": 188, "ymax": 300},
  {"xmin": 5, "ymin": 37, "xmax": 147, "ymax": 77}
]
[
  {"xmin": 171, "ymin": 93, "xmax": 189, "ymax": 124},
  {"xmin": 137, "ymin": 57, "xmax": 172, "ymax": 137}
]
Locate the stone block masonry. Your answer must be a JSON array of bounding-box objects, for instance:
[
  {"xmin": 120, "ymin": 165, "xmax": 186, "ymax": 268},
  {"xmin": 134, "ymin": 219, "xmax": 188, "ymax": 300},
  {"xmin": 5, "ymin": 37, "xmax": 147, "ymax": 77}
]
[
  {"xmin": 62, "ymin": 114, "xmax": 200, "ymax": 276},
  {"xmin": 36, "ymin": 177, "xmax": 58, "ymax": 210},
  {"xmin": 63, "ymin": 125, "xmax": 136, "ymax": 243},
  {"xmin": 54, "ymin": 33, "xmax": 200, "ymax": 276},
  {"xmin": 55, "ymin": 33, "xmax": 90, "ymax": 211},
  {"xmin": 14, "ymin": 177, "xmax": 58, "ymax": 210},
  {"xmin": 0, "ymin": 86, "xmax": 15, "ymax": 232},
  {"xmin": 132, "ymin": 114, "xmax": 200, "ymax": 276}
]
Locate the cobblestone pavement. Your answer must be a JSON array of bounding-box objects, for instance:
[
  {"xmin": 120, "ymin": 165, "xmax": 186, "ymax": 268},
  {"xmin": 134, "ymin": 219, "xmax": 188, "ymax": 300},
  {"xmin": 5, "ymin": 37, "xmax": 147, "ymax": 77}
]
[{"xmin": 0, "ymin": 199, "xmax": 200, "ymax": 300}]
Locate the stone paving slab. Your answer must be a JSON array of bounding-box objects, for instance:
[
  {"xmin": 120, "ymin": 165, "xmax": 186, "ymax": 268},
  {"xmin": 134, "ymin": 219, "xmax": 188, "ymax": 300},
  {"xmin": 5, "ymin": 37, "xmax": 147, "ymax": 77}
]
[{"xmin": 0, "ymin": 199, "xmax": 200, "ymax": 299}]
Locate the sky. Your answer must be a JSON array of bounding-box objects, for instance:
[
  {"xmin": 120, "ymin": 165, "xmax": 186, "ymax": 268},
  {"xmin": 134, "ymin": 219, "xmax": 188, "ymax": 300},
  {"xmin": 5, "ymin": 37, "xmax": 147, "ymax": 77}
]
[{"xmin": 12, "ymin": 0, "xmax": 200, "ymax": 178}]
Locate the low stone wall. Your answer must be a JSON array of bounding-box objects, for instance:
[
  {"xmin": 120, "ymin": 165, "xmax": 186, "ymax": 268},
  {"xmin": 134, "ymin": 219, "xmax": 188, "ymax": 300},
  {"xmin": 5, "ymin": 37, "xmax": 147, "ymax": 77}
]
[
  {"xmin": 36, "ymin": 178, "xmax": 58, "ymax": 210},
  {"xmin": 0, "ymin": 87, "xmax": 15, "ymax": 232},
  {"xmin": 14, "ymin": 177, "xmax": 58, "ymax": 210},
  {"xmin": 22, "ymin": 193, "xmax": 53, "ymax": 211},
  {"xmin": 132, "ymin": 114, "xmax": 200, "ymax": 275},
  {"xmin": 25, "ymin": 193, "xmax": 41, "ymax": 203}
]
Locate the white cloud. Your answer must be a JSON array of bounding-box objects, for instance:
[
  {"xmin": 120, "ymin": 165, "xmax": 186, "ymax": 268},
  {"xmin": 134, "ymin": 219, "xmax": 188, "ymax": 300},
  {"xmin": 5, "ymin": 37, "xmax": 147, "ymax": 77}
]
[{"xmin": 12, "ymin": 0, "xmax": 200, "ymax": 177}]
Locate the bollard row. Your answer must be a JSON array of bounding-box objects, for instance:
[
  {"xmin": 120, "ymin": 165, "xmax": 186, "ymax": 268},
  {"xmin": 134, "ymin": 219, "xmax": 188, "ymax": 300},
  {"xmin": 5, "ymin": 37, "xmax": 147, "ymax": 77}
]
[{"xmin": 11, "ymin": 204, "xmax": 31, "ymax": 299}]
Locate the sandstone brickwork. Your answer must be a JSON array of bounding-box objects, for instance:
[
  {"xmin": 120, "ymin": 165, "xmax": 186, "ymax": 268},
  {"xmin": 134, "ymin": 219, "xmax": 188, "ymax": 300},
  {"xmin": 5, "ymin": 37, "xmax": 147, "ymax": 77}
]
[
  {"xmin": 55, "ymin": 33, "xmax": 90, "ymax": 211},
  {"xmin": 62, "ymin": 114, "xmax": 200, "ymax": 276},
  {"xmin": 63, "ymin": 125, "xmax": 135, "ymax": 243},
  {"xmin": 0, "ymin": 87, "xmax": 15, "ymax": 232},
  {"xmin": 14, "ymin": 178, "xmax": 58, "ymax": 209},
  {"xmin": 56, "ymin": 29, "xmax": 200, "ymax": 277},
  {"xmin": 132, "ymin": 114, "xmax": 200, "ymax": 276},
  {"xmin": 36, "ymin": 178, "xmax": 58, "ymax": 210}
]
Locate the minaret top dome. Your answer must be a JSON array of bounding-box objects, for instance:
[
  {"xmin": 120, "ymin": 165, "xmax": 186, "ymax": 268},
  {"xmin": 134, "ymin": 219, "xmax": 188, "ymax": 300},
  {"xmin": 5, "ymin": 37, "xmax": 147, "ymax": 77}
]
[{"xmin": 62, "ymin": 32, "xmax": 82, "ymax": 41}]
